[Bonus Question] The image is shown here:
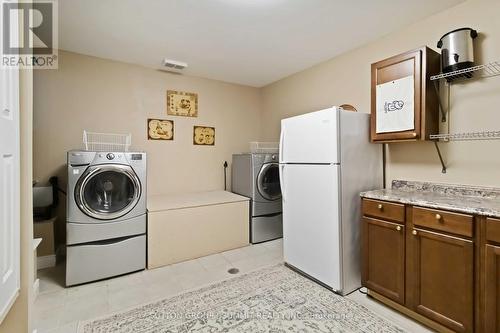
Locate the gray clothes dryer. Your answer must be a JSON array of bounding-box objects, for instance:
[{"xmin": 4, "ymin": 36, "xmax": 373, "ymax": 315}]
[
  {"xmin": 232, "ymin": 153, "xmax": 282, "ymax": 243},
  {"xmin": 66, "ymin": 150, "xmax": 147, "ymax": 286}
]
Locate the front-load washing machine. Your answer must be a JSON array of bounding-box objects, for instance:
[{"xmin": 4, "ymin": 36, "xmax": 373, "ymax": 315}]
[
  {"xmin": 232, "ymin": 153, "xmax": 282, "ymax": 243},
  {"xmin": 66, "ymin": 150, "xmax": 146, "ymax": 286}
]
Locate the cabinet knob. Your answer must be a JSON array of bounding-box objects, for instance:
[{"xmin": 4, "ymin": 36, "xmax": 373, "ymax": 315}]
[
  {"xmin": 412, "ymin": 133, "xmax": 417, "ymax": 137},
  {"xmin": 435, "ymin": 214, "xmax": 442, "ymax": 221},
  {"xmin": 412, "ymin": 230, "xmax": 418, "ymax": 236},
  {"xmin": 377, "ymin": 204, "xmax": 383, "ymax": 210},
  {"xmin": 396, "ymin": 226, "xmax": 401, "ymax": 231}
]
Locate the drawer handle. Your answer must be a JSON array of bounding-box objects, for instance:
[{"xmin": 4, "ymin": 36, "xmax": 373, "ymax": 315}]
[
  {"xmin": 377, "ymin": 204, "xmax": 383, "ymax": 210},
  {"xmin": 412, "ymin": 230, "xmax": 418, "ymax": 236},
  {"xmin": 396, "ymin": 226, "xmax": 401, "ymax": 231},
  {"xmin": 435, "ymin": 214, "xmax": 442, "ymax": 221}
]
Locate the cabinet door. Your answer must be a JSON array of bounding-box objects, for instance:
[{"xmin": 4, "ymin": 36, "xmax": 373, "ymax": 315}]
[
  {"xmin": 362, "ymin": 217, "xmax": 405, "ymax": 304},
  {"xmin": 370, "ymin": 47, "xmax": 439, "ymax": 143},
  {"xmin": 371, "ymin": 48, "xmax": 421, "ymax": 142},
  {"xmin": 409, "ymin": 229, "xmax": 473, "ymax": 333},
  {"xmin": 485, "ymin": 244, "xmax": 500, "ymax": 333}
]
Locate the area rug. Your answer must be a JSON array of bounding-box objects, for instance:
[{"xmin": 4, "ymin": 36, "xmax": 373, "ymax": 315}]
[{"xmin": 78, "ymin": 264, "xmax": 406, "ymax": 332}]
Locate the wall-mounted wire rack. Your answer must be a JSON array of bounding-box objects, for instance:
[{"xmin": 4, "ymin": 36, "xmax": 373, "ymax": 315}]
[
  {"xmin": 428, "ymin": 60, "xmax": 500, "ymax": 173},
  {"xmin": 430, "ymin": 61, "xmax": 500, "ymax": 82},
  {"xmin": 430, "ymin": 61, "xmax": 500, "ymax": 122},
  {"xmin": 431, "ymin": 130, "xmax": 500, "ymax": 174},
  {"xmin": 430, "ymin": 130, "xmax": 500, "ymax": 141}
]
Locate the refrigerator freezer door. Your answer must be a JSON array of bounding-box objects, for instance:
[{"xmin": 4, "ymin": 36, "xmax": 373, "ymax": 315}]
[
  {"xmin": 281, "ymin": 164, "xmax": 341, "ymax": 291},
  {"xmin": 279, "ymin": 107, "xmax": 339, "ymax": 164}
]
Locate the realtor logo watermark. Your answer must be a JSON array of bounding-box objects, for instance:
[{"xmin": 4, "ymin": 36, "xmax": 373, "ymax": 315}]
[{"xmin": 2, "ymin": 0, "xmax": 58, "ymax": 69}]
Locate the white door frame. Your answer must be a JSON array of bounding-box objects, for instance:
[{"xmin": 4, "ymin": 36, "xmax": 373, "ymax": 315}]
[{"xmin": 0, "ymin": 0, "xmax": 21, "ymax": 324}]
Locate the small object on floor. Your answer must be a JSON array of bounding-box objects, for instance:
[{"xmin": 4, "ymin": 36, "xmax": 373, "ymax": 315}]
[
  {"xmin": 227, "ymin": 267, "xmax": 239, "ymax": 274},
  {"xmin": 358, "ymin": 286, "xmax": 368, "ymax": 295}
]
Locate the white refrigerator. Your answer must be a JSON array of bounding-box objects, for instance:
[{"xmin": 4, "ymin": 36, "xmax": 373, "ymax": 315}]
[{"xmin": 279, "ymin": 107, "xmax": 382, "ymax": 295}]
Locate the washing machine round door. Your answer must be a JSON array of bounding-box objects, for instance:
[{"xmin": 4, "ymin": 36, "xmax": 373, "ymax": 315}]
[
  {"xmin": 75, "ymin": 164, "xmax": 141, "ymax": 220},
  {"xmin": 256, "ymin": 162, "xmax": 281, "ymax": 201}
]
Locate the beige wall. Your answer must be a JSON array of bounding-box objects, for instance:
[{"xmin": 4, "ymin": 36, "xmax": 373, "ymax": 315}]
[
  {"xmin": 34, "ymin": 0, "xmax": 500, "ymax": 248},
  {"xmin": 34, "ymin": 51, "xmax": 262, "ymax": 244},
  {"xmin": 261, "ymin": 0, "xmax": 500, "ymax": 188}
]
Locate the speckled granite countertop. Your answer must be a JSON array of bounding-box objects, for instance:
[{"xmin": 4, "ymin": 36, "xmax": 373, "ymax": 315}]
[{"xmin": 360, "ymin": 180, "xmax": 500, "ymax": 217}]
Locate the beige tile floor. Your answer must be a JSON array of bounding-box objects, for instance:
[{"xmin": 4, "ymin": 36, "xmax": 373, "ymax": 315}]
[{"xmin": 34, "ymin": 239, "xmax": 433, "ymax": 333}]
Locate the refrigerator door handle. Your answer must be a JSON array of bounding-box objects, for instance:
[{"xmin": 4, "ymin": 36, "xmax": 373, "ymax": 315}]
[
  {"xmin": 279, "ymin": 164, "xmax": 285, "ymax": 202},
  {"xmin": 279, "ymin": 128, "xmax": 285, "ymax": 163}
]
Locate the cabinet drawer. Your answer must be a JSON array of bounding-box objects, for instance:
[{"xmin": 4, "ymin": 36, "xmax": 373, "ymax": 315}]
[
  {"xmin": 486, "ymin": 217, "xmax": 500, "ymax": 243},
  {"xmin": 413, "ymin": 207, "xmax": 473, "ymax": 237},
  {"xmin": 362, "ymin": 199, "xmax": 405, "ymax": 223}
]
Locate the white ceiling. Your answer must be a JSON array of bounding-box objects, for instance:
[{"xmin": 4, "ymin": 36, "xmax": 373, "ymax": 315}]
[{"xmin": 59, "ymin": 0, "xmax": 464, "ymax": 87}]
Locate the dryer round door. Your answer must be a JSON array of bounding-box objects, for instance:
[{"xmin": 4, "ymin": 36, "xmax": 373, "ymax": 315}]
[
  {"xmin": 256, "ymin": 162, "xmax": 281, "ymax": 201},
  {"xmin": 75, "ymin": 164, "xmax": 142, "ymax": 220}
]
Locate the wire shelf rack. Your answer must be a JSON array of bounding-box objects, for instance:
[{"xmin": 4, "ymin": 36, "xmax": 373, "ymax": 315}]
[
  {"xmin": 430, "ymin": 130, "xmax": 500, "ymax": 141},
  {"xmin": 83, "ymin": 131, "xmax": 132, "ymax": 152},
  {"xmin": 250, "ymin": 142, "xmax": 279, "ymax": 153},
  {"xmin": 429, "ymin": 59, "xmax": 500, "ymax": 173},
  {"xmin": 430, "ymin": 61, "xmax": 500, "ymax": 82}
]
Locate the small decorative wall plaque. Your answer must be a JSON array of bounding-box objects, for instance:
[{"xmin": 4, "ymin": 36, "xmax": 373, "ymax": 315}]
[
  {"xmin": 148, "ymin": 119, "xmax": 174, "ymax": 140},
  {"xmin": 193, "ymin": 126, "xmax": 215, "ymax": 146},
  {"xmin": 167, "ymin": 90, "xmax": 198, "ymax": 117}
]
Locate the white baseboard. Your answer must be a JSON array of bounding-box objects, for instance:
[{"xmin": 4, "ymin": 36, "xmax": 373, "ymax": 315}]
[{"xmin": 37, "ymin": 255, "xmax": 56, "ymax": 270}]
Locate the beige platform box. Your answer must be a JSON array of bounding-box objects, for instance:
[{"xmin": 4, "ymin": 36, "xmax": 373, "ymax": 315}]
[{"xmin": 147, "ymin": 191, "xmax": 250, "ymax": 269}]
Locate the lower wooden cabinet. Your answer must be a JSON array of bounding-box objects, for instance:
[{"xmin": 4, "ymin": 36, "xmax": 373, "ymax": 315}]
[
  {"xmin": 361, "ymin": 199, "xmax": 482, "ymax": 332},
  {"xmin": 361, "ymin": 217, "xmax": 405, "ymax": 304},
  {"xmin": 484, "ymin": 244, "xmax": 500, "ymax": 333},
  {"xmin": 409, "ymin": 228, "xmax": 474, "ymax": 333}
]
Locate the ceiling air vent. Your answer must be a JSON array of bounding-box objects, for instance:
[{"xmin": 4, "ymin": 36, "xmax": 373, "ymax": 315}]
[{"xmin": 161, "ymin": 59, "xmax": 188, "ymax": 71}]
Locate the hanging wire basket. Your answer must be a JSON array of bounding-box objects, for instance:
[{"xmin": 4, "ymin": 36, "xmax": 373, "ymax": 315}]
[
  {"xmin": 249, "ymin": 142, "xmax": 279, "ymax": 153},
  {"xmin": 83, "ymin": 130, "xmax": 132, "ymax": 152}
]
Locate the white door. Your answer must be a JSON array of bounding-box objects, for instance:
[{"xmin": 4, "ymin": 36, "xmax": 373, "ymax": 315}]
[
  {"xmin": 0, "ymin": 8, "xmax": 21, "ymax": 323},
  {"xmin": 280, "ymin": 163, "xmax": 342, "ymax": 291},
  {"xmin": 279, "ymin": 107, "xmax": 339, "ymax": 164}
]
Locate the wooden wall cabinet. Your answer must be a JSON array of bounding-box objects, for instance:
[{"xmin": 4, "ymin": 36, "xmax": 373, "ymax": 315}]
[{"xmin": 370, "ymin": 47, "xmax": 440, "ymax": 143}]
